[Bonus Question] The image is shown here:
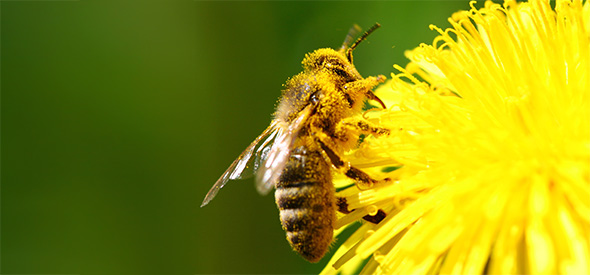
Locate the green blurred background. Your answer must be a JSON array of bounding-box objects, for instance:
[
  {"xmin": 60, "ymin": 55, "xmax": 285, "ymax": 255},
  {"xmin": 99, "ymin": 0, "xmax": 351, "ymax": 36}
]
[{"xmin": 3, "ymin": 1, "xmax": 467, "ymax": 274}]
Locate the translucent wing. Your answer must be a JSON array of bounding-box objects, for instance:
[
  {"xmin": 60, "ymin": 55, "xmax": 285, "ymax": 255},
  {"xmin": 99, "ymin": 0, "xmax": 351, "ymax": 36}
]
[
  {"xmin": 256, "ymin": 105, "xmax": 314, "ymax": 195},
  {"xmin": 201, "ymin": 122, "xmax": 279, "ymax": 207},
  {"xmin": 230, "ymin": 125, "xmax": 278, "ymax": 180}
]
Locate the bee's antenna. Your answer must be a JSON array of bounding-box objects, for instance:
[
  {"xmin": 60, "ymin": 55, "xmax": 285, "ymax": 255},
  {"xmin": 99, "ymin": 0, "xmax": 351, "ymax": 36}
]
[
  {"xmin": 346, "ymin": 23, "xmax": 381, "ymax": 63},
  {"xmin": 340, "ymin": 24, "xmax": 362, "ymax": 51}
]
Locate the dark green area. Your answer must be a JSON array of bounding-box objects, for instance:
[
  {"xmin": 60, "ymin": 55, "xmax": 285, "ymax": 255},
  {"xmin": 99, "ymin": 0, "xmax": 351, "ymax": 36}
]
[
  {"xmin": 382, "ymin": 166, "xmax": 403, "ymax": 173},
  {"xmin": 3, "ymin": 1, "xmax": 467, "ymax": 274}
]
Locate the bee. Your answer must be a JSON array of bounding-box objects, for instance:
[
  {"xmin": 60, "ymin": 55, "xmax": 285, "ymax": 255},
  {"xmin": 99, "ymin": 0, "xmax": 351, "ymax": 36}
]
[{"xmin": 201, "ymin": 23, "xmax": 390, "ymax": 263}]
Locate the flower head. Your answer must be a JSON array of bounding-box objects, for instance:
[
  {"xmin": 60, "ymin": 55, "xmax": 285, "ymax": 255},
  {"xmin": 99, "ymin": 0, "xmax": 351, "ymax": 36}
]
[{"xmin": 322, "ymin": 0, "xmax": 590, "ymax": 274}]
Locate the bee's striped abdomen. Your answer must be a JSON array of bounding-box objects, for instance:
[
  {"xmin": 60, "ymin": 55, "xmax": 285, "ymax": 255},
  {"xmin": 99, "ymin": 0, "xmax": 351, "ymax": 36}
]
[{"xmin": 275, "ymin": 145, "xmax": 335, "ymax": 263}]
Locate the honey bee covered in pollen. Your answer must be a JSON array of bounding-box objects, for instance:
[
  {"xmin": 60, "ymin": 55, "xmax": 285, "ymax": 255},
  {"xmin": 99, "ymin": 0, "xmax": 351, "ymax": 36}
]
[{"xmin": 202, "ymin": 23, "xmax": 390, "ymax": 263}]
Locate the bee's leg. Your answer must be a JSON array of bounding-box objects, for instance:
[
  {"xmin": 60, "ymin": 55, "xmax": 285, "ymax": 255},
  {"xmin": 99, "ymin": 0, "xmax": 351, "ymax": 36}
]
[
  {"xmin": 336, "ymin": 197, "xmax": 387, "ymax": 224},
  {"xmin": 344, "ymin": 75, "xmax": 386, "ymax": 92},
  {"xmin": 336, "ymin": 117, "xmax": 390, "ymax": 137},
  {"xmin": 343, "ymin": 75, "xmax": 387, "ymax": 106},
  {"xmin": 343, "ymin": 162, "xmax": 392, "ymax": 189},
  {"xmin": 315, "ymin": 137, "xmax": 391, "ymax": 189},
  {"xmin": 333, "ymin": 117, "xmax": 392, "ymax": 187}
]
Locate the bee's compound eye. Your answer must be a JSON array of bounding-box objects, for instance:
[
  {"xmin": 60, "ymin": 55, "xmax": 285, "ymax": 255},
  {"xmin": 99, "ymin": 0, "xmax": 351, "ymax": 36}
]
[
  {"xmin": 323, "ymin": 61, "xmax": 349, "ymax": 78},
  {"xmin": 332, "ymin": 68, "xmax": 348, "ymax": 78}
]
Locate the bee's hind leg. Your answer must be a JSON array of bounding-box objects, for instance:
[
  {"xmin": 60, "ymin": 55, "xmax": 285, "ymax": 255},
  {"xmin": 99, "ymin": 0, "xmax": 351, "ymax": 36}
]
[
  {"xmin": 316, "ymin": 138, "xmax": 391, "ymax": 190},
  {"xmin": 336, "ymin": 197, "xmax": 387, "ymax": 224}
]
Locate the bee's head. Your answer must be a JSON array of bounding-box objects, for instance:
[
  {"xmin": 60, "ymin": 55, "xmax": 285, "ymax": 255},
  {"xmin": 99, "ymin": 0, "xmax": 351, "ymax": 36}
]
[
  {"xmin": 301, "ymin": 23, "xmax": 380, "ymax": 83},
  {"xmin": 302, "ymin": 49, "xmax": 361, "ymax": 82}
]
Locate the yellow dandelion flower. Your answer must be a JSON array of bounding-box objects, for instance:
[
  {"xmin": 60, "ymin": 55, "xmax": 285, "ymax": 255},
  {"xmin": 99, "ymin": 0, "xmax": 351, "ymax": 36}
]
[{"xmin": 322, "ymin": 0, "xmax": 590, "ymax": 274}]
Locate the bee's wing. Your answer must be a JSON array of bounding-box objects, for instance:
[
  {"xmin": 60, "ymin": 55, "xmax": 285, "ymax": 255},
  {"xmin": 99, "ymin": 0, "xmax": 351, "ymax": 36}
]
[
  {"xmin": 201, "ymin": 122, "xmax": 279, "ymax": 207},
  {"xmin": 255, "ymin": 105, "xmax": 314, "ymax": 195},
  {"xmin": 230, "ymin": 124, "xmax": 278, "ymax": 181}
]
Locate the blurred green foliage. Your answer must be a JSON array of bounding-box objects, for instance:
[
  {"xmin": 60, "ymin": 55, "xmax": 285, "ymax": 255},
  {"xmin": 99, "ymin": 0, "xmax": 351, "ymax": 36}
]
[{"xmin": 3, "ymin": 1, "xmax": 467, "ymax": 274}]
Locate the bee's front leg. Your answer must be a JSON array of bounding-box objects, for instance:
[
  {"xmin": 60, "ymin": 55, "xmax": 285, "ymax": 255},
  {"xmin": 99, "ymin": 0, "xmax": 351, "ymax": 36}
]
[
  {"xmin": 342, "ymin": 75, "xmax": 386, "ymax": 108},
  {"xmin": 343, "ymin": 75, "xmax": 386, "ymax": 93}
]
